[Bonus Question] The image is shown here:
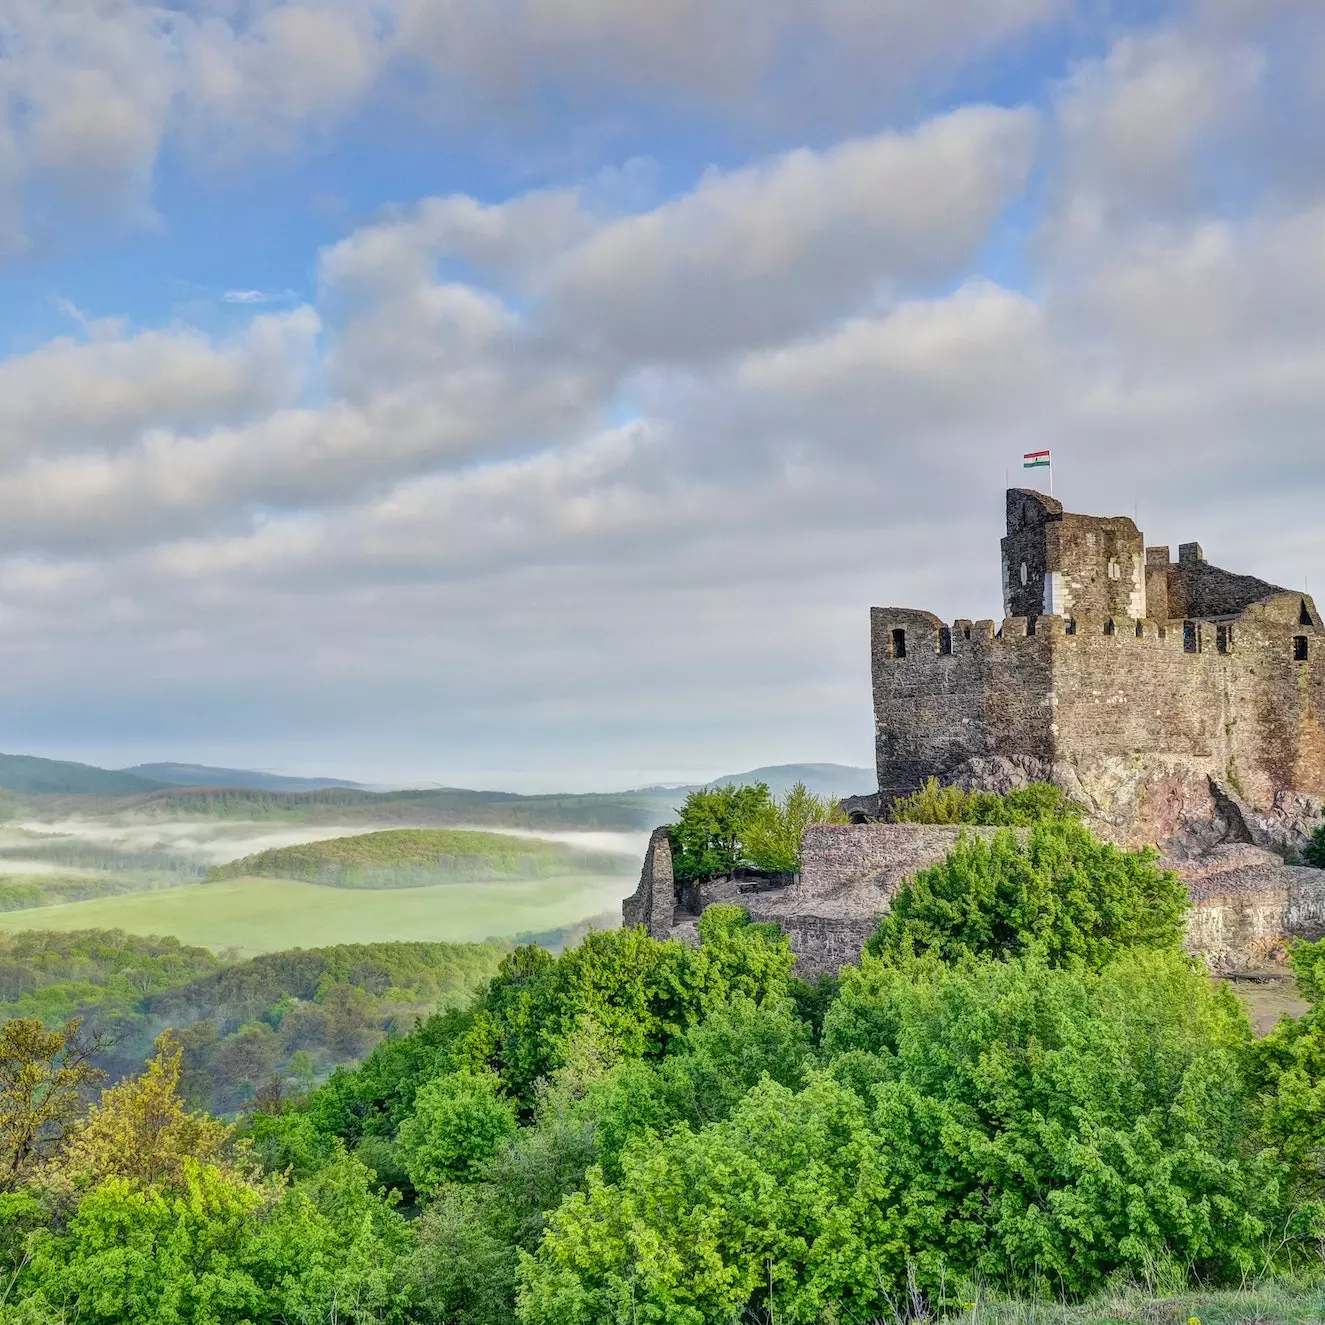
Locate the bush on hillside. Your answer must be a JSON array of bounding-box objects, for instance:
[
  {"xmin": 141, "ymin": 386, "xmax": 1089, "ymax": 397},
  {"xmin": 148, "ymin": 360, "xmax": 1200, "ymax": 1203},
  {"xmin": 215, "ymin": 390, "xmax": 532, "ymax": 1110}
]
[
  {"xmin": 866, "ymin": 820, "xmax": 1188, "ymax": 970},
  {"xmin": 464, "ymin": 904, "xmax": 796, "ymax": 1101},
  {"xmin": 889, "ymin": 776, "xmax": 1080, "ymax": 825},
  {"xmin": 519, "ymin": 951, "xmax": 1271, "ymax": 1322},
  {"xmin": 1303, "ymin": 823, "xmax": 1325, "ymax": 869}
]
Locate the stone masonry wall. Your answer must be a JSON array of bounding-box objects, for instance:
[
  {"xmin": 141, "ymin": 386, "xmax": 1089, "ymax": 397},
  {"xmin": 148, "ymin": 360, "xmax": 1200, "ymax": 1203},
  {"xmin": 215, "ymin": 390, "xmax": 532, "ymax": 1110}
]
[
  {"xmin": 873, "ymin": 597, "xmax": 1325, "ymax": 823},
  {"xmin": 624, "ymin": 823, "xmax": 1325, "ymax": 979}
]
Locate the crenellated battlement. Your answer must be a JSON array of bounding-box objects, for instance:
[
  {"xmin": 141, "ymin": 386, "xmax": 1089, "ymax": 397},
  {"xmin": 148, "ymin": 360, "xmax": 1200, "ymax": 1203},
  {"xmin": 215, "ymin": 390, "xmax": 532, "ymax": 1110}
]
[{"xmin": 872, "ymin": 490, "xmax": 1325, "ymax": 813}]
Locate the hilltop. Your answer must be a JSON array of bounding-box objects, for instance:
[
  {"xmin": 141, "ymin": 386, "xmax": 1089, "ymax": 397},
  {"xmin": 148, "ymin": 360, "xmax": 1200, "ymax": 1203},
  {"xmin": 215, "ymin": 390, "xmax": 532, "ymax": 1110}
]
[
  {"xmin": 207, "ymin": 827, "xmax": 638, "ymax": 887},
  {"xmin": 123, "ymin": 762, "xmax": 364, "ymax": 791}
]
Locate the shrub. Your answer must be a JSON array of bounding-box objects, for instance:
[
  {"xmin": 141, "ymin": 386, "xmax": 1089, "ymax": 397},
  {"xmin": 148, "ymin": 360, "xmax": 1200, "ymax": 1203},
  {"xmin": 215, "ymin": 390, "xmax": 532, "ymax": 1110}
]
[
  {"xmin": 1303, "ymin": 823, "xmax": 1325, "ymax": 869},
  {"xmin": 866, "ymin": 820, "xmax": 1188, "ymax": 970},
  {"xmin": 466, "ymin": 912, "xmax": 795, "ymax": 1101},
  {"xmin": 518, "ymin": 952, "xmax": 1273, "ymax": 1323},
  {"xmin": 890, "ymin": 777, "xmax": 1080, "ymax": 826}
]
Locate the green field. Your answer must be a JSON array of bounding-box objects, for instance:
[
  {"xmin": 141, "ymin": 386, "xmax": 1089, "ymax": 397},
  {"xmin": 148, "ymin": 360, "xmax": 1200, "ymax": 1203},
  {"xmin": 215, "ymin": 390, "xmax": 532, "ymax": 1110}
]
[{"xmin": 0, "ymin": 873, "xmax": 635, "ymax": 954}]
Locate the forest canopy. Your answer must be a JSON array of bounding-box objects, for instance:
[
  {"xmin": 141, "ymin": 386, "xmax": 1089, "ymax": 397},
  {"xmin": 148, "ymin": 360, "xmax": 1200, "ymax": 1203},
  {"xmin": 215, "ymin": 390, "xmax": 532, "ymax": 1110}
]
[{"xmin": 5, "ymin": 799, "xmax": 1325, "ymax": 1324}]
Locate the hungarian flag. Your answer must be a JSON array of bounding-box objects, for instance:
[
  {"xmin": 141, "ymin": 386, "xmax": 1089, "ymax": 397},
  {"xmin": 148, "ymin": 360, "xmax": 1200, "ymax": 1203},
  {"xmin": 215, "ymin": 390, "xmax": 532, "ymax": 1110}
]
[{"xmin": 1023, "ymin": 449, "xmax": 1051, "ymax": 469}]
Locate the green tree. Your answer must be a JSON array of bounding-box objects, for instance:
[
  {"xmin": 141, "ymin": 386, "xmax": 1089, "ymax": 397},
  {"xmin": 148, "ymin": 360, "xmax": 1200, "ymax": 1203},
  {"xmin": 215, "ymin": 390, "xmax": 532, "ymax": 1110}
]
[
  {"xmin": 398, "ymin": 1071, "xmax": 518, "ymax": 1194},
  {"xmin": 518, "ymin": 951, "xmax": 1274, "ymax": 1323},
  {"xmin": 742, "ymin": 781, "xmax": 847, "ymax": 873},
  {"xmin": 7, "ymin": 1154, "xmax": 411, "ymax": 1325},
  {"xmin": 668, "ymin": 783, "xmax": 771, "ymax": 881},
  {"xmin": 46, "ymin": 1032, "xmax": 237, "ymax": 1194},
  {"xmin": 866, "ymin": 820, "xmax": 1188, "ymax": 970},
  {"xmin": 0, "ymin": 1018, "xmax": 105, "ymax": 1192},
  {"xmin": 467, "ymin": 914, "xmax": 795, "ymax": 1103},
  {"xmin": 1303, "ymin": 823, "xmax": 1325, "ymax": 868}
]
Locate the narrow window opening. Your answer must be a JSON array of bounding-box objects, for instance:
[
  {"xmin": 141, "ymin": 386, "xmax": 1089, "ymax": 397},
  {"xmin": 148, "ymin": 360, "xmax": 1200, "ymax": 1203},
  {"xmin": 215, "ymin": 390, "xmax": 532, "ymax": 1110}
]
[
  {"xmin": 1019, "ymin": 562, "xmax": 1028, "ymax": 586},
  {"xmin": 891, "ymin": 628, "xmax": 907, "ymax": 660},
  {"xmin": 1135, "ymin": 621, "xmax": 1145, "ymax": 638},
  {"xmin": 1065, "ymin": 618, "xmax": 1077, "ymax": 636},
  {"xmin": 1302, "ymin": 600, "xmax": 1314, "ymax": 626},
  {"xmin": 1107, "ymin": 559, "xmax": 1121, "ymax": 581},
  {"xmin": 1294, "ymin": 635, "xmax": 1309, "ymax": 662},
  {"xmin": 1183, "ymin": 621, "xmax": 1199, "ymax": 653},
  {"xmin": 1026, "ymin": 616, "xmax": 1037, "ymax": 636},
  {"xmin": 938, "ymin": 626, "xmax": 952, "ymax": 656},
  {"xmin": 962, "ymin": 625, "xmax": 971, "ymax": 640},
  {"xmin": 1216, "ymin": 624, "xmax": 1232, "ymax": 655},
  {"xmin": 1103, "ymin": 619, "xmax": 1116, "ymax": 636}
]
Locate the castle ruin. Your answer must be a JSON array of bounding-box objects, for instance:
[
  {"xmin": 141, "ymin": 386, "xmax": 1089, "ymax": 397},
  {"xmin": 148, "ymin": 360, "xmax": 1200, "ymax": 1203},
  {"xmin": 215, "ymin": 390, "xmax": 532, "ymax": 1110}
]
[
  {"xmin": 872, "ymin": 490, "xmax": 1325, "ymax": 841},
  {"xmin": 624, "ymin": 488, "xmax": 1325, "ymax": 976}
]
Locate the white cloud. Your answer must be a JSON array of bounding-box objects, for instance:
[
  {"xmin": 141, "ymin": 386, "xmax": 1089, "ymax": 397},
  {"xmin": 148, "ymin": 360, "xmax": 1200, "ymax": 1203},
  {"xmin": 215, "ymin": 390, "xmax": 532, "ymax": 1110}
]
[
  {"xmin": 0, "ymin": 309, "xmax": 319, "ymax": 459},
  {"xmin": 0, "ymin": 0, "xmax": 1060, "ymax": 250},
  {"xmin": 3, "ymin": 5, "xmax": 1325, "ymax": 783}
]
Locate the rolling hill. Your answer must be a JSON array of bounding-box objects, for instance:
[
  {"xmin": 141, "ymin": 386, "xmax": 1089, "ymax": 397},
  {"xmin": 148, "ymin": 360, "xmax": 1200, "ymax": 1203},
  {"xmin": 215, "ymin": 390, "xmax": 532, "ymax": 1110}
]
[
  {"xmin": 207, "ymin": 826, "xmax": 638, "ymax": 887},
  {"xmin": 123, "ymin": 762, "xmax": 364, "ymax": 791},
  {"xmin": 0, "ymin": 752, "xmax": 168, "ymax": 796}
]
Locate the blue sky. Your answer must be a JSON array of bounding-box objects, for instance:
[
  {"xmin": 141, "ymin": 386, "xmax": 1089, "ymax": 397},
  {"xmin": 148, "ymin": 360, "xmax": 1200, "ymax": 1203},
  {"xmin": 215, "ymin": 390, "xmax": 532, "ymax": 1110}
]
[{"xmin": 1, "ymin": 0, "xmax": 1324, "ymax": 789}]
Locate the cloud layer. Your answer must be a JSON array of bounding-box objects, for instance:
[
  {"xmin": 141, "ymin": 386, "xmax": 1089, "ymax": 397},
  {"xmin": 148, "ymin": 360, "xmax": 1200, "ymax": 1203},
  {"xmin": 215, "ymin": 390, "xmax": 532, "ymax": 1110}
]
[{"xmin": 2, "ymin": 2, "xmax": 1325, "ymax": 786}]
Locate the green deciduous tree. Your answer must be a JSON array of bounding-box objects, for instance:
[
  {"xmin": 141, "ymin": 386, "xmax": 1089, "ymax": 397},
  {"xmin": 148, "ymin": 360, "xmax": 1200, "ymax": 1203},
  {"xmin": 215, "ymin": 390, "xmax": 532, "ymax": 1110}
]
[
  {"xmin": 398, "ymin": 1071, "xmax": 518, "ymax": 1195},
  {"xmin": 742, "ymin": 782, "xmax": 848, "ymax": 873},
  {"xmin": 518, "ymin": 952, "xmax": 1274, "ymax": 1323},
  {"xmin": 6, "ymin": 1153, "xmax": 411, "ymax": 1325},
  {"xmin": 468, "ymin": 912, "xmax": 795, "ymax": 1103},
  {"xmin": 0, "ymin": 1018, "xmax": 105, "ymax": 1193},
  {"xmin": 866, "ymin": 821, "xmax": 1188, "ymax": 970},
  {"xmin": 668, "ymin": 783, "xmax": 771, "ymax": 881}
]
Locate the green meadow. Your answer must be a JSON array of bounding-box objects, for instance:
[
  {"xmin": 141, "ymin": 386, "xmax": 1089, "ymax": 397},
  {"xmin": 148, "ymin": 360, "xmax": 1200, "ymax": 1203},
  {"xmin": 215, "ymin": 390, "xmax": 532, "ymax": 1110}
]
[{"xmin": 0, "ymin": 872, "xmax": 635, "ymax": 954}]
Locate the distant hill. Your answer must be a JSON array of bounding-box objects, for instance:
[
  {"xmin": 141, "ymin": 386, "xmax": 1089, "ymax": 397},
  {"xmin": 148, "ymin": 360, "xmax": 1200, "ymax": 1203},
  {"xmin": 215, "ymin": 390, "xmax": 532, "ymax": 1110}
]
[
  {"xmin": 123, "ymin": 762, "xmax": 364, "ymax": 791},
  {"xmin": 710, "ymin": 763, "xmax": 877, "ymax": 798},
  {"xmin": 0, "ymin": 752, "xmax": 167, "ymax": 796},
  {"xmin": 207, "ymin": 827, "xmax": 637, "ymax": 888}
]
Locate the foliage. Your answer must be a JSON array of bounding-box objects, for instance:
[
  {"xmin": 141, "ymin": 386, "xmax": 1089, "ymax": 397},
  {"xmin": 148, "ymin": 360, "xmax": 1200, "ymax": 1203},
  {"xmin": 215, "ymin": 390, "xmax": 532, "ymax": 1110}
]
[
  {"xmin": 207, "ymin": 827, "xmax": 635, "ymax": 887},
  {"xmin": 0, "ymin": 1018, "xmax": 105, "ymax": 1193},
  {"xmin": 1303, "ymin": 823, "xmax": 1325, "ymax": 869},
  {"xmin": 399, "ymin": 1071, "xmax": 519, "ymax": 1194},
  {"xmin": 13, "ymin": 870, "xmax": 1325, "ymax": 1325},
  {"xmin": 741, "ymin": 781, "xmax": 849, "ymax": 873},
  {"xmin": 668, "ymin": 782, "xmax": 773, "ymax": 881},
  {"xmin": 520, "ymin": 951, "xmax": 1273, "ymax": 1323},
  {"xmin": 890, "ymin": 777, "xmax": 1082, "ymax": 826},
  {"xmin": 46, "ymin": 1033, "xmax": 237, "ymax": 1193},
  {"xmin": 866, "ymin": 821, "xmax": 1189, "ymax": 970},
  {"xmin": 465, "ymin": 907, "xmax": 795, "ymax": 1101},
  {"xmin": 0, "ymin": 930, "xmax": 505, "ymax": 1113},
  {"xmin": 5, "ymin": 1155, "xmax": 411, "ymax": 1325}
]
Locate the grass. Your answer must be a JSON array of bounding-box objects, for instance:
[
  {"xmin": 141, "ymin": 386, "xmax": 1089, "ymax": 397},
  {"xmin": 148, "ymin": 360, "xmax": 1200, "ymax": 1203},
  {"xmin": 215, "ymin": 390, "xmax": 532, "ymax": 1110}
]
[
  {"xmin": 0, "ymin": 873, "xmax": 635, "ymax": 955},
  {"xmin": 944, "ymin": 1280, "xmax": 1325, "ymax": 1325},
  {"xmin": 206, "ymin": 826, "xmax": 636, "ymax": 886}
]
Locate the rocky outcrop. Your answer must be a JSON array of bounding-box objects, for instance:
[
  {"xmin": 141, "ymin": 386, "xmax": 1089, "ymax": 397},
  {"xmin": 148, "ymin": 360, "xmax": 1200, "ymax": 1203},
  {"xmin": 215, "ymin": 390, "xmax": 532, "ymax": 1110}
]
[{"xmin": 852, "ymin": 753, "xmax": 1323, "ymax": 860}]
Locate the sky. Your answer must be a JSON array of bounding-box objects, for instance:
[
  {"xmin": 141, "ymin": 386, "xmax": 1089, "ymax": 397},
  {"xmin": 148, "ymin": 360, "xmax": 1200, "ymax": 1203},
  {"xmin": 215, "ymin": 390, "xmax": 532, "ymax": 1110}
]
[{"xmin": 1, "ymin": 0, "xmax": 1324, "ymax": 791}]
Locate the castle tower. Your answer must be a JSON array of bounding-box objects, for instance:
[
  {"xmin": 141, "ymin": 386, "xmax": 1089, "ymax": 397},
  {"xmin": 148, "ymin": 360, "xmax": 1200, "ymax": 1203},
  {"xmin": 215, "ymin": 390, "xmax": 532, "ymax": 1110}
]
[{"xmin": 1000, "ymin": 488, "xmax": 1146, "ymax": 621}]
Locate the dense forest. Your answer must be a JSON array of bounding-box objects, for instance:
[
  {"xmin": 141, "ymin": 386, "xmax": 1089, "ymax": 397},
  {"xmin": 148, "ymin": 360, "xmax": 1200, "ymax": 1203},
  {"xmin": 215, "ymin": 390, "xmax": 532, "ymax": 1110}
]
[
  {"xmin": 206, "ymin": 828, "xmax": 637, "ymax": 888},
  {"xmin": 0, "ymin": 931, "xmax": 507, "ymax": 1112},
  {"xmin": 7, "ymin": 796, "xmax": 1325, "ymax": 1322}
]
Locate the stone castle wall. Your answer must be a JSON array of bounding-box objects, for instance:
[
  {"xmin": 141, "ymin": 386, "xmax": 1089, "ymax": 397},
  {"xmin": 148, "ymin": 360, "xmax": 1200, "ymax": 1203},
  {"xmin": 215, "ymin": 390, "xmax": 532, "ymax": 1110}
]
[
  {"xmin": 872, "ymin": 597, "xmax": 1325, "ymax": 824},
  {"xmin": 621, "ymin": 823, "xmax": 1325, "ymax": 978}
]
